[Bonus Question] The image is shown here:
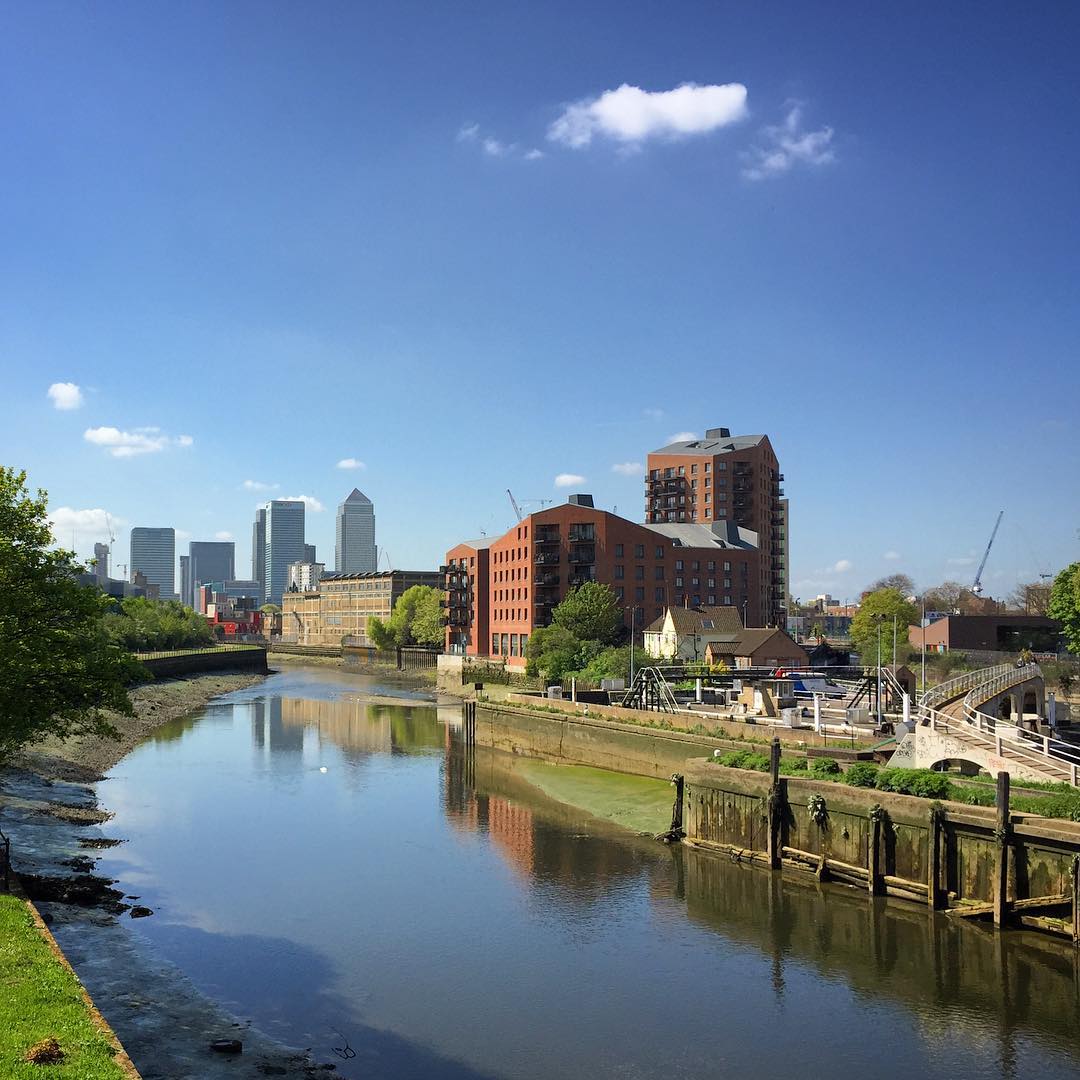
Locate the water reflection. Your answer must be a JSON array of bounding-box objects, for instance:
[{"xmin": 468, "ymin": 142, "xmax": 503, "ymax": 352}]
[{"xmin": 96, "ymin": 668, "xmax": 1080, "ymax": 1080}]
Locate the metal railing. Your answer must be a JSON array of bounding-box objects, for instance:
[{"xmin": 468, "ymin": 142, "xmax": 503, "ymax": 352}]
[
  {"xmin": 918, "ymin": 663, "xmax": 1080, "ymax": 785},
  {"xmin": 919, "ymin": 663, "xmax": 1020, "ymax": 709},
  {"xmin": 134, "ymin": 644, "xmax": 266, "ymax": 661}
]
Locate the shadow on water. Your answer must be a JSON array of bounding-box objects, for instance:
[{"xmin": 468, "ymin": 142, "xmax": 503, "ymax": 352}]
[{"xmin": 125, "ymin": 922, "xmax": 499, "ymax": 1080}]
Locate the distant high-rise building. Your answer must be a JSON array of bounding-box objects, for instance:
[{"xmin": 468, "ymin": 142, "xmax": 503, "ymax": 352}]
[
  {"xmin": 93, "ymin": 542, "xmax": 110, "ymax": 586},
  {"xmin": 335, "ymin": 489, "xmax": 376, "ymax": 574},
  {"xmin": 188, "ymin": 541, "xmax": 235, "ymax": 606},
  {"xmin": 287, "ymin": 561, "xmax": 325, "ymax": 593},
  {"xmin": 252, "ymin": 508, "xmax": 267, "ymax": 601},
  {"xmin": 304, "ymin": 543, "xmax": 317, "ymax": 564},
  {"xmin": 179, "ymin": 555, "xmax": 191, "ymax": 608},
  {"xmin": 130, "ymin": 527, "xmax": 176, "ymax": 599},
  {"xmin": 264, "ymin": 501, "xmax": 306, "ymax": 606}
]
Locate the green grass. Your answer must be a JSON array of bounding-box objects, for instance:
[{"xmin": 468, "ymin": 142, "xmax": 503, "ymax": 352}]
[
  {"xmin": 0, "ymin": 895, "xmax": 128, "ymax": 1079},
  {"xmin": 515, "ymin": 761, "xmax": 674, "ymax": 835}
]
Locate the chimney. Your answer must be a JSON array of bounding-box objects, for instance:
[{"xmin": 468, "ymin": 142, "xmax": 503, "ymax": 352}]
[
  {"xmin": 705, "ymin": 427, "xmax": 731, "ymax": 439},
  {"xmin": 567, "ymin": 494, "xmax": 594, "ymax": 507}
]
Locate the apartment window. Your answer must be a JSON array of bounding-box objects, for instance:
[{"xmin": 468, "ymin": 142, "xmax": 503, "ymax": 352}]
[
  {"xmin": 634, "ymin": 544, "xmax": 645, "ymax": 558},
  {"xmin": 724, "ymin": 561, "xmax": 731, "ymax": 571},
  {"xmin": 691, "ymin": 464, "xmax": 698, "ymax": 474},
  {"xmin": 614, "ymin": 565, "xmax": 625, "ymax": 579},
  {"xmin": 704, "ymin": 476, "xmax": 711, "ymax": 488},
  {"xmin": 725, "ymin": 579, "xmax": 732, "ymax": 589},
  {"xmin": 705, "ymin": 493, "xmax": 711, "ymax": 504},
  {"xmin": 634, "ymin": 587, "xmax": 645, "ymax": 601},
  {"xmin": 724, "ymin": 596, "xmax": 732, "ymax": 606},
  {"xmin": 704, "ymin": 462, "xmax": 711, "ymax": 473},
  {"xmin": 718, "ymin": 461, "xmax": 727, "ymax": 470},
  {"xmin": 693, "ymin": 595, "xmax": 701, "ymax": 606},
  {"xmin": 654, "ymin": 587, "xmax": 665, "ymax": 602},
  {"xmin": 692, "ymin": 561, "xmax": 699, "ymax": 571},
  {"xmin": 510, "ymin": 634, "xmax": 518, "ymax": 657},
  {"xmin": 675, "ymin": 576, "xmax": 683, "ymax": 587},
  {"xmin": 492, "ymin": 634, "xmax": 499, "ymax": 654},
  {"xmin": 501, "ymin": 633, "xmax": 509, "ymax": 655},
  {"xmin": 615, "ymin": 543, "xmax": 624, "ymax": 557},
  {"xmin": 677, "ymin": 466, "xmax": 685, "ymax": 476},
  {"xmin": 635, "ymin": 565, "xmax": 645, "ymax": 580},
  {"xmin": 664, "ymin": 467, "xmax": 673, "ymax": 479},
  {"xmin": 692, "ymin": 577, "xmax": 699, "ymax": 587},
  {"xmin": 718, "ymin": 509, "xmax": 726, "ymax": 517},
  {"xmin": 708, "ymin": 595, "xmax": 716, "ymax": 605},
  {"xmin": 717, "ymin": 493, "xmax": 726, "ymax": 501},
  {"xmin": 708, "ymin": 578, "xmax": 716, "ymax": 588},
  {"xmin": 650, "ymin": 469, "xmax": 659, "ymax": 480},
  {"xmin": 691, "ymin": 479, "xmax": 697, "ymax": 489},
  {"xmin": 656, "ymin": 546, "xmax": 664, "ymax": 558},
  {"xmin": 675, "ymin": 559, "xmax": 684, "ymax": 571},
  {"xmin": 615, "ymin": 587, "xmax": 624, "ymax": 601},
  {"xmin": 654, "ymin": 566, "xmax": 664, "ymax": 580},
  {"xmin": 520, "ymin": 634, "xmax": 528, "ymax": 652}
]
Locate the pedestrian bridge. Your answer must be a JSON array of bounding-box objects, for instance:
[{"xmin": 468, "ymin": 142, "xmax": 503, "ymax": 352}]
[{"xmin": 891, "ymin": 664, "xmax": 1080, "ymax": 785}]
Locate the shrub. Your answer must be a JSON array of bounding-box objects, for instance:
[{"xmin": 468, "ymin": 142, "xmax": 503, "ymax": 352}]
[
  {"xmin": 715, "ymin": 750, "xmax": 771, "ymax": 772},
  {"xmin": 875, "ymin": 767, "xmax": 952, "ymax": 800},
  {"xmin": 844, "ymin": 762, "xmax": 881, "ymax": 788},
  {"xmin": 810, "ymin": 757, "xmax": 841, "ymax": 778}
]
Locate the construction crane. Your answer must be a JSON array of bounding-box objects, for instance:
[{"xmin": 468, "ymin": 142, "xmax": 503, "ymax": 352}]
[
  {"xmin": 972, "ymin": 510, "xmax": 1004, "ymax": 595},
  {"xmin": 507, "ymin": 489, "xmax": 524, "ymax": 522},
  {"xmin": 507, "ymin": 491, "xmax": 554, "ymax": 522}
]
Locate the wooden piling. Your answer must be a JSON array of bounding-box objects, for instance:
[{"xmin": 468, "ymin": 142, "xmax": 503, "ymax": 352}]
[
  {"xmin": 1072, "ymin": 855, "xmax": 1080, "ymax": 947},
  {"xmin": 868, "ymin": 817, "xmax": 882, "ymax": 896},
  {"xmin": 994, "ymin": 771, "xmax": 1010, "ymax": 929},
  {"xmin": 766, "ymin": 738, "xmax": 782, "ymax": 870},
  {"xmin": 928, "ymin": 810, "xmax": 942, "ymax": 910}
]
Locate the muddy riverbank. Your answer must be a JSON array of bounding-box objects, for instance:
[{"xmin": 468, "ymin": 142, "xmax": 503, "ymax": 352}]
[{"xmin": 0, "ymin": 669, "xmax": 340, "ymax": 1078}]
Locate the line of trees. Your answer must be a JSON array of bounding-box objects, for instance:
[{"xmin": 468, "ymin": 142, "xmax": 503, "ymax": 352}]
[
  {"xmin": 100, "ymin": 596, "xmax": 216, "ymax": 651},
  {"xmin": 368, "ymin": 585, "xmax": 444, "ymax": 649}
]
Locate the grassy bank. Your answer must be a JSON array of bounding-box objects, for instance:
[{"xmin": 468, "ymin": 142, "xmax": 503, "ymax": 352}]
[
  {"xmin": 0, "ymin": 895, "xmax": 130, "ymax": 1079},
  {"xmin": 515, "ymin": 761, "xmax": 674, "ymax": 835}
]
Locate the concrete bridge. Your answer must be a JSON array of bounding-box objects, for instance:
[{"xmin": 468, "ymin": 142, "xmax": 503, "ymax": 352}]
[{"xmin": 892, "ymin": 663, "xmax": 1080, "ymax": 785}]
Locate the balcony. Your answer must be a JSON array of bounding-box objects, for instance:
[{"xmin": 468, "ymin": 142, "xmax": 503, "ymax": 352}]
[
  {"xmin": 568, "ymin": 547, "xmax": 595, "ymax": 565},
  {"xmin": 535, "ymin": 552, "xmax": 561, "ymax": 566},
  {"xmin": 534, "ymin": 529, "xmax": 560, "ymax": 545},
  {"xmin": 568, "ymin": 525, "xmax": 595, "ymax": 542},
  {"xmin": 568, "ymin": 571, "xmax": 597, "ymax": 587},
  {"xmin": 534, "ymin": 572, "xmax": 560, "ymax": 587}
]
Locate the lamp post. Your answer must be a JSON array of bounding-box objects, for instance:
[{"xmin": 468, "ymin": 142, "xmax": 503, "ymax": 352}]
[
  {"xmin": 626, "ymin": 605, "xmax": 636, "ymax": 686},
  {"xmin": 873, "ymin": 613, "xmax": 886, "ymax": 724}
]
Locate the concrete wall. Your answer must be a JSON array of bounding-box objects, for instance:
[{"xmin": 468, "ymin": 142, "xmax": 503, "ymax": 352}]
[{"xmin": 139, "ymin": 648, "xmax": 268, "ymax": 679}]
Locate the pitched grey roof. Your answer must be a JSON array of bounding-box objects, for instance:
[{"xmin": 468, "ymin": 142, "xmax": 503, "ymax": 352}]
[
  {"xmin": 646, "ymin": 521, "xmax": 759, "ymax": 550},
  {"xmin": 651, "ymin": 433, "xmax": 766, "ymax": 456},
  {"xmin": 341, "ymin": 488, "xmax": 372, "ymax": 504},
  {"xmin": 644, "ymin": 606, "xmax": 744, "ymax": 636}
]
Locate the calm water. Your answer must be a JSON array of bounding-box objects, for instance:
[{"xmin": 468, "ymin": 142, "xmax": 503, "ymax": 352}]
[{"xmin": 97, "ymin": 667, "xmax": 1080, "ymax": 1079}]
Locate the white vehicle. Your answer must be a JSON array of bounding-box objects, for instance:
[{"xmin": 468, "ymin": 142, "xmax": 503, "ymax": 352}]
[{"xmin": 775, "ymin": 670, "xmax": 848, "ymax": 699}]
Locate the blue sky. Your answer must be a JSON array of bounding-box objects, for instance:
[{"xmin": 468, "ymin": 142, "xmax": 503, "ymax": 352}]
[{"xmin": 2, "ymin": 2, "xmax": 1078, "ymax": 603}]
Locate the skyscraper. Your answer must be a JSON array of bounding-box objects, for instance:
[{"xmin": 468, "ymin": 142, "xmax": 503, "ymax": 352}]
[
  {"xmin": 188, "ymin": 541, "xmax": 236, "ymax": 607},
  {"xmin": 180, "ymin": 554, "xmax": 191, "ymax": 608},
  {"xmin": 264, "ymin": 500, "xmax": 306, "ymax": 606},
  {"xmin": 130, "ymin": 527, "xmax": 176, "ymax": 600},
  {"xmin": 335, "ymin": 489, "xmax": 376, "ymax": 574},
  {"xmin": 93, "ymin": 542, "xmax": 110, "ymax": 586},
  {"xmin": 252, "ymin": 508, "xmax": 266, "ymax": 601}
]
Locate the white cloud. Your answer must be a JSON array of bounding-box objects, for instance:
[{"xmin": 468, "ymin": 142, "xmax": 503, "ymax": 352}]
[
  {"xmin": 742, "ymin": 102, "xmax": 835, "ymax": 181},
  {"xmin": 284, "ymin": 494, "xmax": 325, "ymax": 513},
  {"xmin": 458, "ymin": 122, "xmax": 542, "ymax": 163},
  {"xmin": 667, "ymin": 431, "xmax": 698, "ymax": 443},
  {"xmin": 82, "ymin": 426, "xmax": 193, "ymax": 458},
  {"xmin": 612, "ymin": 462, "xmax": 644, "ymax": 477},
  {"xmin": 883, "ymin": 550, "xmax": 901, "ymax": 561},
  {"xmin": 49, "ymin": 507, "xmax": 125, "ymax": 542},
  {"xmin": 947, "ymin": 555, "xmax": 976, "ymax": 567},
  {"xmin": 214, "ymin": 531, "xmax": 234, "ymax": 541},
  {"xmin": 643, "ymin": 408, "xmax": 665, "ymax": 420},
  {"xmin": 175, "ymin": 529, "xmax": 193, "ymax": 542},
  {"xmin": 47, "ymin": 382, "xmax": 84, "ymax": 410},
  {"xmin": 336, "ymin": 458, "xmax": 366, "ymax": 470},
  {"xmin": 554, "ymin": 473, "xmax": 586, "ymax": 488},
  {"xmin": 832, "ymin": 559, "xmax": 853, "ymax": 573},
  {"xmin": 549, "ymin": 81, "xmax": 748, "ymax": 149},
  {"xmin": 242, "ymin": 479, "xmax": 279, "ymax": 492}
]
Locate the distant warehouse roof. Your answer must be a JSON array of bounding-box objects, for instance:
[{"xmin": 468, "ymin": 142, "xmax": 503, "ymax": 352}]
[
  {"xmin": 650, "ymin": 430, "xmax": 767, "ymax": 456},
  {"xmin": 646, "ymin": 520, "xmax": 760, "ymax": 550}
]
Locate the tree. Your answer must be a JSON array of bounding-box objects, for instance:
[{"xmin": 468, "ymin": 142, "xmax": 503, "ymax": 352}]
[
  {"xmin": 848, "ymin": 588, "xmax": 919, "ymax": 666},
  {"xmin": 1009, "ymin": 580, "xmax": 1052, "ymax": 615},
  {"xmin": 0, "ymin": 468, "xmax": 134, "ymax": 762},
  {"xmin": 100, "ymin": 597, "xmax": 215, "ymax": 651},
  {"xmin": 367, "ymin": 585, "xmax": 445, "ymax": 649},
  {"xmin": 551, "ymin": 582, "xmax": 623, "ymax": 645},
  {"xmin": 525, "ymin": 624, "xmax": 588, "ymax": 682},
  {"xmin": 864, "ymin": 573, "xmax": 915, "ymax": 598},
  {"xmin": 1048, "ymin": 563, "xmax": 1080, "ymax": 654}
]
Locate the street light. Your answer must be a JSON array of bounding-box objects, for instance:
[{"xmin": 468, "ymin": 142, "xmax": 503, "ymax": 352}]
[
  {"xmin": 625, "ymin": 605, "xmax": 637, "ymax": 686},
  {"xmin": 872, "ymin": 613, "xmax": 887, "ymax": 725}
]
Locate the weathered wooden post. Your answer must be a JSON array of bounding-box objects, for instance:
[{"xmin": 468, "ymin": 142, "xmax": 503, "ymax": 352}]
[
  {"xmin": 1071, "ymin": 855, "xmax": 1079, "ymax": 947},
  {"xmin": 868, "ymin": 812, "xmax": 882, "ymax": 896},
  {"xmin": 766, "ymin": 737, "xmax": 782, "ymax": 870},
  {"xmin": 993, "ymin": 771, "xmax": 1011, "ymax": 929},
  {"xmin": 927, "ymin": 806, "xmax": 943, "ymax": 910}
]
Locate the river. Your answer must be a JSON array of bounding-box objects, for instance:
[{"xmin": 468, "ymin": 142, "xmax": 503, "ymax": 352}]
[{"xmin": 92, "ymin": 666, "xmax": 1080, "ymax": 1079}]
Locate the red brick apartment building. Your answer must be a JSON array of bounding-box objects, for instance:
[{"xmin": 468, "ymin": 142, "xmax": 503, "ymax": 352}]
[
  {"xmin": 444, "ymin": 495, "xmax": 763, "ymax": 667},
  {"xmin": 646, "ymin": 428, "xmax": 787, "ymax": 625}
]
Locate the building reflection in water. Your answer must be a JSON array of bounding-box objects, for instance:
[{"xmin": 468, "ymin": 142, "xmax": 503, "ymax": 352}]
[{"xmin": 250, "ymin": 694, "xmax": 445, "ymax": 763}]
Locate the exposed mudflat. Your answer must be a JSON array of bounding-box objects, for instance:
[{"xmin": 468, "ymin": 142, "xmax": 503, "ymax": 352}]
[{"xmin": 0, "ymin": 672, "xmax": 332, "ymax": 1078}]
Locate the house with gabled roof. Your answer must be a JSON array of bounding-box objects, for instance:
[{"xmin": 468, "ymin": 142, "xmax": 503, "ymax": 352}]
[{"xmin": 642, "ymin": 606, "xmax": 744, "ymax": 661}]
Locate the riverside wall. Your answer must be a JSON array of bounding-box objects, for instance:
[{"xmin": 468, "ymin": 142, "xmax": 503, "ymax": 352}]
[
  {"xmin": 683, "ymin": 760, "xmax": 1080, "ymax": 937},
  {"xmin": 138, "ymin": 648, "xmax": 268, "ymax": 679}
]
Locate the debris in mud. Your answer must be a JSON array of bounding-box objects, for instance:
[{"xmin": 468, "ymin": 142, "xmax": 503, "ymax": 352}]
[
  {"xmin": 210, "ymin": 1038, "xmax": 243, "ymax": 1054},
  {"xmin": 44, "ymin": 803, "xmax": 112, "ymax": 825},
  {"xmin": 129, "ymin": 906, "xmax": 154, "ymax": 919},
  {"xmin": 25, "ymin": 1037, "xmax": 65, "ymax": 1065},
  {"xmin": 21, "ymin": 873, "xmax": 130, "ymax": 914},
  {"xmin": 63, "ymin": 855, "xmax": 97, "ymax": 874},
  {"xmin": 79, "ymin": 837, "xmax": 123, "ymax": 849}
]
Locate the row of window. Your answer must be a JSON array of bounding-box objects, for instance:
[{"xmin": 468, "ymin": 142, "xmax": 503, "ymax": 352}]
[
  {"xmin": 491, "ymin": 632, "xmax": 530, "ymax": 657},
  {"xmin": 651, "ymin": 461, "xmax": 728, "ymax": 479},
  {"xmin": 495, "ymin": 587, "xmax": 527, "ymax": 602},
  {"xmin": 613, "ymin": 585, "xmax": 747, "ymax": 608}
]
